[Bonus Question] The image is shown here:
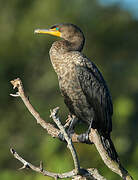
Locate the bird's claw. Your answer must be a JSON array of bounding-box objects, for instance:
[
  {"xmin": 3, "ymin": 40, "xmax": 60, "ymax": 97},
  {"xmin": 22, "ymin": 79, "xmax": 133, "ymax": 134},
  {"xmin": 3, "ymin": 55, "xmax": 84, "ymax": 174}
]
[
  {"xmin": 58, "ymin": 132, "xmax": 66, "ymax": 142},
  {"xmin": 58, "ymin": 129, "xmax": 74, "ymax": 142},
  {"xmin": 77, "ymin": 119, "xmax": 93, "ymax": 144},
  {"xmin": 77, "ymin": 132, "xmax": 92, "ymax": 144}
]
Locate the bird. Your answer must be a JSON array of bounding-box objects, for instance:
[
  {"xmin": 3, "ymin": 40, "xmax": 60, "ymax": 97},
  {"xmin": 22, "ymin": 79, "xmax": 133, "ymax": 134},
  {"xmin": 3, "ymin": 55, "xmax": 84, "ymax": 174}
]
[{"xmin": 34, "ymin": 23, "xmax": 119, "ymax": 163}]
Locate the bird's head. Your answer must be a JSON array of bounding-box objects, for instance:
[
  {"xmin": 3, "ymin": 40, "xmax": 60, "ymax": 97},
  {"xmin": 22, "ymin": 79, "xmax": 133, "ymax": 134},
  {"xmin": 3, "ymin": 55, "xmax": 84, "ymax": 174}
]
[{"xmin": 34, "ymin": 23, "xmax": 85, "ymax": 51}]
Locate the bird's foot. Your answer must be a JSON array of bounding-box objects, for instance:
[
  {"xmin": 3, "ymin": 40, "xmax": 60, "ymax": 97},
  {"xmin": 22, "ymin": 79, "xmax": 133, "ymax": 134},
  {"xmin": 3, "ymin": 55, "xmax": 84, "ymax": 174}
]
[
  {"xmin": 58, "ymin": 129, "xmax": 74, "ymax": 142},
  {"xmin": 58, "ymin": 132, "xmax": 65, "ymax": 142},
  {"xmin": 77, "ymin": 132, "xmax": 92, "ymax": 144},
  {"xmin": 64, "ymin": 115, "xmax": 73, "ymax": 129},
  {"xmin": 77, "ymin": 120, "xmax": 93, "ymax": 144},
  {"xmin": 58, "ymin": 115, "xmax": 77, "ymax": 142}
]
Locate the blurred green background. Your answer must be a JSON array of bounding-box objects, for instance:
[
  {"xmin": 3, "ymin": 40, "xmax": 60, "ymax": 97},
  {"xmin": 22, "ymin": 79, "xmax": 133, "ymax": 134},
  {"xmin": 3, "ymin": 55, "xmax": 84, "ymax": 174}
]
[{"xmin": 0, "ymin": 0, "xmax": 138, "ymax": 179}]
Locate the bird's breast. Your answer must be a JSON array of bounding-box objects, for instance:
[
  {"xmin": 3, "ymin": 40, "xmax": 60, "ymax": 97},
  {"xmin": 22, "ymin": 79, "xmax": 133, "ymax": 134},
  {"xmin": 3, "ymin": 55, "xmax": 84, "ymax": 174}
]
[{"xmin": 50, "ymin": 52, "xmax": 83, "ymax": 98}]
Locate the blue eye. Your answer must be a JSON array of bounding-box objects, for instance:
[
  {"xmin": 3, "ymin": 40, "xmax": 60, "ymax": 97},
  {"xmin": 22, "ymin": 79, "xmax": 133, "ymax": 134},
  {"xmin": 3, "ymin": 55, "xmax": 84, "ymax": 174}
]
[{"xmin": 56, "ymin": 27, "xmax": 59, "ymax": 30}]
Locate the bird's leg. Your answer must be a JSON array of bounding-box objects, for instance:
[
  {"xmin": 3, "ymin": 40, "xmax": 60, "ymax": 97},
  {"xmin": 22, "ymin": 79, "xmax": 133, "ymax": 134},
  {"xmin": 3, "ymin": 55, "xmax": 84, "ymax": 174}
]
[
  {"xmin": 64, "ymin": 114, "xmax": 73, "ymax": 128},
  {"xmin": 77, "ymin": 119, "xmax": 93, "ymax": 144},
  {"xmin": 58, "ymin": 115, "xmax": 78, "ymax": 142}
]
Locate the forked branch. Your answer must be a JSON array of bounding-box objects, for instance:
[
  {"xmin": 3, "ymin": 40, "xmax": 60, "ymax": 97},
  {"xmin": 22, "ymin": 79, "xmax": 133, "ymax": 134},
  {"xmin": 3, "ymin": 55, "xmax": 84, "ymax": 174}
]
[{"xmin": 10, "ymin": 78, "xmax": 133, "ymax": 180}]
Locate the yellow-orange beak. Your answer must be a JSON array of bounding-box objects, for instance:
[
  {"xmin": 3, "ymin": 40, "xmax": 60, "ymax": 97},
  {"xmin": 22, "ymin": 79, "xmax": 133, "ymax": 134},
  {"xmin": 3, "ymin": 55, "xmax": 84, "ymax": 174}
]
[{"xmin": 34, "ymin": 28, "xmax": 61, "ymax": 37}]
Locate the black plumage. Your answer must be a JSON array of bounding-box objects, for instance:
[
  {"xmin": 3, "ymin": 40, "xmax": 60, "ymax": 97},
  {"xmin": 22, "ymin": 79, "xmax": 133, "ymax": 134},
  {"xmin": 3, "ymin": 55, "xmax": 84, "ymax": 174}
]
[{"xmin": 35, "ymin": 23, "xmax": 119, "ymax": 163}]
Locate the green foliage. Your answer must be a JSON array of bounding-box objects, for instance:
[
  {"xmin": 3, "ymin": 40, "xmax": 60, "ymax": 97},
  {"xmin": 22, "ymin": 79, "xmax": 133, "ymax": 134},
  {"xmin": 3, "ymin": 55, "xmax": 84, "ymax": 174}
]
[{"xmin": 0, "ymin": 0, "xmax": 138, "ymax": 179}]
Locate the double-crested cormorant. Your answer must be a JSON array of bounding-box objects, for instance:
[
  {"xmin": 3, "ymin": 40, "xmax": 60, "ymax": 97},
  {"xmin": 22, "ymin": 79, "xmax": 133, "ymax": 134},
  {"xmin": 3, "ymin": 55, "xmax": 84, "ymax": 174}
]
[{"xmin": 34, "ymin": 23, "xmax": 119, "ymax": 163}]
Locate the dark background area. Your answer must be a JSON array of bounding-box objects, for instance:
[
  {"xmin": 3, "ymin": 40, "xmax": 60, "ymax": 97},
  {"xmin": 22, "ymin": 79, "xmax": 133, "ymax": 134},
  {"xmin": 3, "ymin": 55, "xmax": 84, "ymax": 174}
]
[{"xmin": 0, "ymin": 0, "xmax": 138, "ymax": 179}]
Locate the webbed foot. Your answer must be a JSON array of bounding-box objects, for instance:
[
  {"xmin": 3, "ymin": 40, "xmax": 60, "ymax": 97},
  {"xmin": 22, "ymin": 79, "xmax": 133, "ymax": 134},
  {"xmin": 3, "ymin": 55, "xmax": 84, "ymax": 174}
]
[
  {"xmin": 58, "ymin": 129, "xmax": 74, "ymax": 142},
  {"xmin": 77, "ymin": 120, "xmax": 93, "ymax": 144},
  {"xmin": 77, "ymin": 132, "xmax": 92, "ymax": 144},
  {"xmin": 58, "ymin": 115, "xmax": 77, "ymax": 142}
]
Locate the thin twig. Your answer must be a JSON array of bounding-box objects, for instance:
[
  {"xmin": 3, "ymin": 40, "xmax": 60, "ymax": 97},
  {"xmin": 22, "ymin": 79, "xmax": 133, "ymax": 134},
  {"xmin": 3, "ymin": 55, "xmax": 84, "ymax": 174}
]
[{"xmin": 50, "ymin": 107, "xmax": 80, "ymax": 174}]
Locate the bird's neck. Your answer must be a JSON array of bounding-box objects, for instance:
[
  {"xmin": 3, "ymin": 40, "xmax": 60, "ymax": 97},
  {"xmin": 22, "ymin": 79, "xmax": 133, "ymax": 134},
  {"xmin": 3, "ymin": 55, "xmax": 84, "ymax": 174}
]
[
  {"xmin": 49, "ymin": 40, "xmax": 82, "ymax": 76},
  {"xmin": 50, "ymin": 38, "xmax": 84, "ymax": 54},
  {"xmin": 68, "ymin": 36, "xmax": 85, "ymax": 52}
]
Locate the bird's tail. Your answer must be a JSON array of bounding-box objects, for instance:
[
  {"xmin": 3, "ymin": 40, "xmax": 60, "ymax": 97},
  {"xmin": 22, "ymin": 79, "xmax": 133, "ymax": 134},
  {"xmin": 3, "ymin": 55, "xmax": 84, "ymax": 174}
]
[{"xmin": 100, "ymin": 133, "xmax": 120, "ymax": 163}]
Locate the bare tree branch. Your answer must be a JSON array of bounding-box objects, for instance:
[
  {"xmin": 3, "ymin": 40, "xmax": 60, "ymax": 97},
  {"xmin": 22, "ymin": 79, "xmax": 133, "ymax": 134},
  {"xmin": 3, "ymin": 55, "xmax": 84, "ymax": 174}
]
[
  {"xmin": 50, "ymin": 107, "xmax": 80, "ymax": 174},
  {"xmin": 89, "ymin": 130, "xmax": 133, "ymax": 180},
  {"xmin": 10, "ymin": 78, "xmax": 79, "ymax": 142},
  {"xmin": 10, "ymin": 78, "xmax": 107, "ymax": 179},
  {"xmin": 10, "ymin": 148, "xmax": 76, "ymax": 179},
  {"xmin": 10, "ymin": 78, "xmax": 133, "ymax": 180},
  {"xmin": 10, "ymin": 148, "xmax": 105, "ymax": 180},
  {"xmin": 10, "ymin": 78, "xmax": 59, "ymax": 138},
  {"xmin": 72, "ymin": 168, "xmax": 107, "ymax": 180}
]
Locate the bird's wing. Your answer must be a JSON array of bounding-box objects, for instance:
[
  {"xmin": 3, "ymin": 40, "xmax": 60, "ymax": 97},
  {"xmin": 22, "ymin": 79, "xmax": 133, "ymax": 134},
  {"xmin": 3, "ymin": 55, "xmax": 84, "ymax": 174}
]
[{"xmin": 75, "ymin": 59, "xmax": 113, "ymax": 133}]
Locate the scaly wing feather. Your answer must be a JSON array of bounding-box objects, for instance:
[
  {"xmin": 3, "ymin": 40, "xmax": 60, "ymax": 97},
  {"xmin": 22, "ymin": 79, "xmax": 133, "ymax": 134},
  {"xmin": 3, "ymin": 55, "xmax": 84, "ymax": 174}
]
[{"xmin": 75, "ymin": 59, "xmax": 113, "ymax": 133}]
